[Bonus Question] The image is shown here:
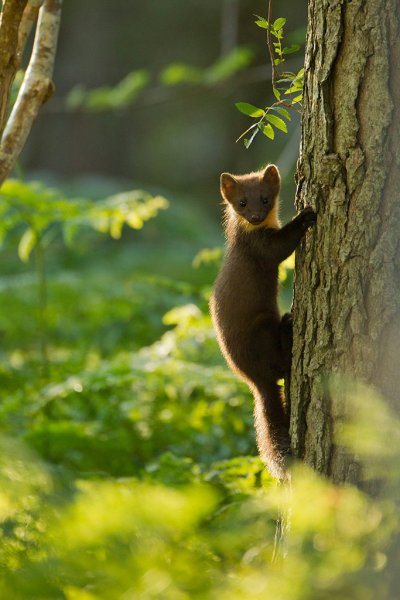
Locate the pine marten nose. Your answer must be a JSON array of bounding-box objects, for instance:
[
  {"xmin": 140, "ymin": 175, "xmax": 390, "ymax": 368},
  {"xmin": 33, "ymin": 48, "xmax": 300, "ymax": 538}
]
[{"xmin": 250, "ymin": 214, "xmax": 261, "ymax": 223}]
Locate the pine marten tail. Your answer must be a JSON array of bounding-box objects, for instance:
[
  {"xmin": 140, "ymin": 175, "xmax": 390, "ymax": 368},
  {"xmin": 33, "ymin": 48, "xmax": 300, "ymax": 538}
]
[{"xmin": 253, "ymin": 382, "xmax": 291, "ymax": 481}]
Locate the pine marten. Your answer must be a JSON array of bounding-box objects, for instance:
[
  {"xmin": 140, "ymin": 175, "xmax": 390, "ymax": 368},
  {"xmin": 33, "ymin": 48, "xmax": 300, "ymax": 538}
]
[{"xmin": 210, "ymin": 164, "xmax": 316, "ymax": 480}]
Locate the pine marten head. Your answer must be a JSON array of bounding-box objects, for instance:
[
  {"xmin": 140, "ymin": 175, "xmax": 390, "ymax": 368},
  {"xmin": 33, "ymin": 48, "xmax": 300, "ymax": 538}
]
[{"xmin": 220, "ymin": 164, "xmax": 281, "ymax": 230}]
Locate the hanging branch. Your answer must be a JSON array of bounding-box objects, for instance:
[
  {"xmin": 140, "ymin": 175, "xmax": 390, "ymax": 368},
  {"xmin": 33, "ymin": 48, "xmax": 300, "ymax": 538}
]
[{"xmin": 0, "ymin": 0, "xmax": 62, "ymax": 185}]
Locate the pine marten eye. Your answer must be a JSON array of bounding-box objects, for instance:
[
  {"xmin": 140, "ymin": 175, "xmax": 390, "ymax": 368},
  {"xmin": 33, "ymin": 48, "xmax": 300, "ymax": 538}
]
[
  {"xmin": 239, "ymin": 199, "xmax": 247, "ymax": 207},
  {"xmin": 261, "ymin": 196, "xmax": 270, "ymax": 205}
]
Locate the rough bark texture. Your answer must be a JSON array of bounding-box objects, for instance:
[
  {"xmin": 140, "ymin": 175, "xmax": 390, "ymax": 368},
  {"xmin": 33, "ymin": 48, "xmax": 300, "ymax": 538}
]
[{"xmin": 291, "ymin": 0, "xmax": 400, "ymax": 483}]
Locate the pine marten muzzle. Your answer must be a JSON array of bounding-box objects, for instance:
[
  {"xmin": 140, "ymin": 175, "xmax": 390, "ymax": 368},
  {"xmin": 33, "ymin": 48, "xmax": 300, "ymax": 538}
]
[{"xmin": 210, "ymin": 164, "xmax": 316, "ymax": 480}]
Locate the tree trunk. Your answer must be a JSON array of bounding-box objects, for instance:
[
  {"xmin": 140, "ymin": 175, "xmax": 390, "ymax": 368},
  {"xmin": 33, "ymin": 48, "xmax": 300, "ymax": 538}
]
[
  {"xmin": 290, "ymin": 0, "xmax": 400, "ymax": 484},
  {"xmin": 0, "ymin": 0, "xmax": 62, "ymax": 184}
]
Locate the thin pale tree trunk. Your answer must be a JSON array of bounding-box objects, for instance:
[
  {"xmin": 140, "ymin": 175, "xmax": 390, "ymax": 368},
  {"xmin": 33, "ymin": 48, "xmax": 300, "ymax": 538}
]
[
  {"xmin": 0, "ymin": 0, "xmax": 62, "ymax": 184},
  {"xmin": 291, "ymin": 0, "xmax": 400, "ymax": 483}
]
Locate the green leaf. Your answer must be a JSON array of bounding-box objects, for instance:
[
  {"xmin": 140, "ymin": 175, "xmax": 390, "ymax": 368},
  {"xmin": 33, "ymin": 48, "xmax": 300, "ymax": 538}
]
[
  {"xmin": 254, "ymin": 15, "xmax": 269, "ymax": 29},
  {"xmin": 275, "ymin": 107, "xmax": 291, "ymax": 120},
  {"xmin": 274, "ymin": 58, "xmax": 284, "ymax": 66},
  {"xmin": 205, "ymin": 47, "xmax": 254, "ymax": 83},
  {"xmin": 282, "ymin": 44, "xmax": 300, "ymax": 55},
  {"xmin": 273, "ymin": 88, "xmax": 281, "ymax": 101},
  {"xmin": 277, "ymin": 76, "xmax": 295, "ymax": 84},
  {"xmin": 235, "ymin": 102, "xmax": 265, "ymax": 118},
  {"xmin": 285, "ymin": 84, "xmax": 302, "ymax": 94},
  {"xmin": 292, "ymin": 94, "xmax": 303, "ymax": 104},
  {"xmin": 66, "ymin": 70, "xmax": 150, "ymax": 112},
  {"xmin": 273, "ymin": 17, "xmax": 286, "ymax": 30},
  {"xmin": 62, "ymin": 222, "xmax": 79, "ymax": 248},
  {"xmin": 266, "ymin": 114, "xmax": 288, "ymax": 133},
  {"xmin": 18, "ymin": 227, "xmax": 37, "ymax": 262},
  {"xmin": 192, "ymin": 247, "xmax": 223, "ymax": 269},
  {"xmin": 261, "ymin": 123, "xmax": 275, "ymax": 140},
  {"xmin": 65, "ymin": 85, "xmax": 86, "ymax": 110},
  {"xmin": 160, "ymin": 63, "xmax": 202, "ymax": 85},
  {"xmin": 111, "ymin": 70, "xmax": 150, "ymax": 108}
]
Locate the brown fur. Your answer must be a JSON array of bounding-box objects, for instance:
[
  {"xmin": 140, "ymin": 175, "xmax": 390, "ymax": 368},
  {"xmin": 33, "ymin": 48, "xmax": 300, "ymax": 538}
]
[{"xmin": 210, "ymin": 164, "xmax": 316, "ymax": 479}]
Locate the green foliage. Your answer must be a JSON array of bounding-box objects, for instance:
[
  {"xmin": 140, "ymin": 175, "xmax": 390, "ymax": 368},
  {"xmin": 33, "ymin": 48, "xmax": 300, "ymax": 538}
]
[
  {"xmin": 66, "ymin": 70, "xmax": 150, "ymax": 111},
  {"xmin": 162, "ymin": 47, "xmax": 254, "ymax": 86},
  {"xmin": 0, "ymin": 178, "xmax": 168, "ymax": 261},
  {"xmin": 0, "ymin": 432, "xmax": 399, "ymax": 599},
  {"xmin": 236, "ymin": 14, "xmax": 304, "ymax": 148},
  {"xmin": 66, "ymin": 47, "xmax": 254, "ymax": 112},
  {"xmin": 0, "ymin": 175, "xmax": 398, "ymax": 599},
  {"xmin": 204, "ymin": 47, "xmax": 254, "ymax": 84},
  {"xmin": 192, "ymin": 246, "xmax": 223, "ymax": 269},
  {"xmin": 160, "ymin": 47, "xmax": 254, "ymax": 86}
]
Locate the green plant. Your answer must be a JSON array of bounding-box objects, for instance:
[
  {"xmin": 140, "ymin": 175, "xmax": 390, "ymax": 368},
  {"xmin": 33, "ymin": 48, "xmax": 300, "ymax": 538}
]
[
  {"xmin": 0, "ymin": 178, "xmax": 168, "ymax": 371},
  {"xmin": 235, "ymin": 8, "xmax": 304, "ymax": 147}
]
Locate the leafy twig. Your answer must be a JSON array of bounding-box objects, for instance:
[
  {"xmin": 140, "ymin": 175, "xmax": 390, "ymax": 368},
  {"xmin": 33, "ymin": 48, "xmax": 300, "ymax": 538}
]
[{"xmin": 235, "ymin": 2, "xmax": 304, "ymax": 148}]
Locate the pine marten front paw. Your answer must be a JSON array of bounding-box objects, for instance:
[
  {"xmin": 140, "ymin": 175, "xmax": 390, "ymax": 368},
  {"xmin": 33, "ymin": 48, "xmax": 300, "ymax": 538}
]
[
  {"xmin": 281, "ymin": 312, "xmax": 293, "ymax": 329},
  {"xmin": 299, "ymin": 206, "xmax": 316, "ymax": 228},
  {"xmin": 280, "ymin": 312, "xmax": 293, "ymax": 343}
]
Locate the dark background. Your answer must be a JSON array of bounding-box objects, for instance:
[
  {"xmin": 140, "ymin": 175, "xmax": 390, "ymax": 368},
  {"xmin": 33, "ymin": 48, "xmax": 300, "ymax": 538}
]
[{"xmin": 22, "ymin": 0, "xmax": 307, "ymax": 220}]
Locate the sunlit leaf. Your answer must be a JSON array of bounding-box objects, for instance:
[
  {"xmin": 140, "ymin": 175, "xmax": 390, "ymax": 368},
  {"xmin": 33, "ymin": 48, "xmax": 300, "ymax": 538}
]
[
  {"xmin": 192, "ymin": 247, "xmax": 223, "ymax": 269},
  {"xmin": 275, "ymin": 106, "xmax": 291, "ymax": 120},
  {"xmin": 254, "ymin": 15, "xmax": 269, "ymax": 29},
  {"xmin": 282, "ymin": 44, "xmax": 300, "ymax": 55},
  {"xmin": 273, "ymin": 88, "xmax": 281, "ymax": 101},
  {"xmin": 261, "ymin": 123, "xmax": 275, "ymax": 139},
  {"xmin": 292, "ymin": 94, "xmax": 303, "ymax": 103},
  {"xmin": 266, "ymin": 113, "xmax": 288, "ymax": 133},
  {"xmin": 273, "ymin": 17, "xmax": 286, "ymax": 30},
  {"xmin": 205, "ymin": 47, "xmax": 254, "ymax": 83},
  {"xmin": 18, "ymin": 227, "xmax": 37, "ymax": 262},
  {"xmin": 235, "ymin": 102, "xmax": 265, "ymax": 118},
  {"xmin": 160, "ymin": 63, "xmax": 203, "ymax": 85},
  {"xmin": 66, "ymin": 70, "xmax": 149, "ymax": 112}
]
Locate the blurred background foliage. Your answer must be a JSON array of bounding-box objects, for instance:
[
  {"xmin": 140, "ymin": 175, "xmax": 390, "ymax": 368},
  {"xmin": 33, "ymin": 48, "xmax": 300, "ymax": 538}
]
[{"xmin": 0, "ymin": 0, "xmax": 398, "ymax": 597}]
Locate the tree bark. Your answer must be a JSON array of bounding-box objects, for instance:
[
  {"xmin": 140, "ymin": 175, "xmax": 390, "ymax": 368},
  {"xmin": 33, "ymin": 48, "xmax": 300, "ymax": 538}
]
[
  {"xmin": 0, "ymin": 0, "xmax": 62, "ymax": 184},
  {"xmin": 290, "ymin": 0, "xmax": 400, "ymax": 484},
  {"xmin": 0, "ymin": 0, "xmax": 29, "ymax": 133}
]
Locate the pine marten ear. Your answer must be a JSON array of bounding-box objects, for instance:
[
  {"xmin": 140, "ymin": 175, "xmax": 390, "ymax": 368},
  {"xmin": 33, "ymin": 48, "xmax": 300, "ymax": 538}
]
[
  {"xmin": 220, "ymin": 173, "xmax": 239, "ymax": 201},
  {"xmin": 262, "ymin": 164, "xmax": 281, "ymax": 195}
]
